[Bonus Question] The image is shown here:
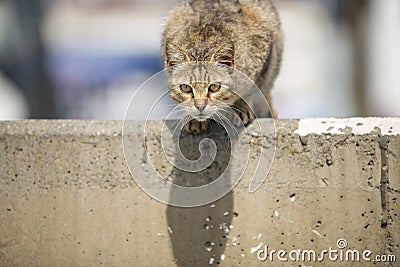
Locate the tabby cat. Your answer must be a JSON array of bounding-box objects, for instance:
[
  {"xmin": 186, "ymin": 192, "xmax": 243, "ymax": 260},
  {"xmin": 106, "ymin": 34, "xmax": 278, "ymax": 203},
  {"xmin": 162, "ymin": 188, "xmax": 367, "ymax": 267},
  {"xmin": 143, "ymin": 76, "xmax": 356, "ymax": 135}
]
[{"xmin": 162, "ymin": 0, "xmax": 283, "ymax": 133}]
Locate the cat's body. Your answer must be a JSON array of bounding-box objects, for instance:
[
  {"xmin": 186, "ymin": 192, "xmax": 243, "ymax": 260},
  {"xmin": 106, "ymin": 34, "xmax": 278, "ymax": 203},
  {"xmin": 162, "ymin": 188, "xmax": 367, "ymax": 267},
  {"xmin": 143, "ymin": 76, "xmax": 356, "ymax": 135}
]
[{"xmin": 162, "ymin": 0, "xmax": 283, "ymax": 133}]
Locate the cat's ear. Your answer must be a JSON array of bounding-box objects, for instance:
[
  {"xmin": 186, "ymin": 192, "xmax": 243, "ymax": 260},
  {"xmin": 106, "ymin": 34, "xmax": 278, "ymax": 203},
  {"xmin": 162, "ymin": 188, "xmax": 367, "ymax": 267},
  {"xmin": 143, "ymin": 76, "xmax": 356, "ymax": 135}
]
[
  {"xmin": 165, "ymin": 43, "xmax": 190, "ymax": 67},
  {"xmin": 211, "ymin": 42, "xmax": 235, "ymax": 67}
]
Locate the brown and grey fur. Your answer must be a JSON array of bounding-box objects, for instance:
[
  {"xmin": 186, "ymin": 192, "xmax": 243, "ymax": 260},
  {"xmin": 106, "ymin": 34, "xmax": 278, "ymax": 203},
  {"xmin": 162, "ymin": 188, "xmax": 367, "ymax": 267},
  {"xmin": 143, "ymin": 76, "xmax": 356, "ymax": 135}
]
[{"xmin": 162, "ymin": 0, "xmax": 283, "ymax": 133}]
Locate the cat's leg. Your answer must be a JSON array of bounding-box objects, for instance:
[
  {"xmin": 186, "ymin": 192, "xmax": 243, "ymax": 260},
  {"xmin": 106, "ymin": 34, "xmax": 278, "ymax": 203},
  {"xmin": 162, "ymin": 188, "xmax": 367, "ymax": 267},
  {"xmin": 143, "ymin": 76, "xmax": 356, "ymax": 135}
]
[
  {"xmin": 231, "ymin": 99, "xmax": 255, "ymax": 126},
  {"xmin": 184, "ymin": 119, "xmax": 209, "ymax": 134},
  {"xmin": 265, "ymin": 93, "xmax": 277, "ymax": 119}
]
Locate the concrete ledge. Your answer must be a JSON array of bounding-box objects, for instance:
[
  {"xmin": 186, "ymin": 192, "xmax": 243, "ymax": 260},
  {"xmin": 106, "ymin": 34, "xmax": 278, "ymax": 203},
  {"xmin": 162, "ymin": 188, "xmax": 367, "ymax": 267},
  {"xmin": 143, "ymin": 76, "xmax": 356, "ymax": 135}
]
[{"xmin": 0, "ymin": 119, "xmax": 399, "ymax": 266}]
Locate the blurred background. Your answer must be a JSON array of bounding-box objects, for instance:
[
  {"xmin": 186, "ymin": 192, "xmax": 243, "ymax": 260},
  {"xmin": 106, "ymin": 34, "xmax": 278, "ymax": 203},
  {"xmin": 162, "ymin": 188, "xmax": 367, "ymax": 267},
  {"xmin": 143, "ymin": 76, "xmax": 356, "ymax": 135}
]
[{"xmin": 0, "ymin": 0, "xmax": 399, "ymax": 120}]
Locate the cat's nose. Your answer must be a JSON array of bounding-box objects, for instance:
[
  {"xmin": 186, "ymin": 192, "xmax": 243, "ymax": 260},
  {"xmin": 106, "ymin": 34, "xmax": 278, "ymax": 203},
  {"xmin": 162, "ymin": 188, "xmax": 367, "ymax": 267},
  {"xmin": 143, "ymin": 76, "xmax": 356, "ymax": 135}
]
[
  {"xmin": 194, "ymin": 99, "xmax": 208, "ymax": 112},
  {"xmin": 196, "ymin": 104, "xmax": 206, "ymax": 112}
]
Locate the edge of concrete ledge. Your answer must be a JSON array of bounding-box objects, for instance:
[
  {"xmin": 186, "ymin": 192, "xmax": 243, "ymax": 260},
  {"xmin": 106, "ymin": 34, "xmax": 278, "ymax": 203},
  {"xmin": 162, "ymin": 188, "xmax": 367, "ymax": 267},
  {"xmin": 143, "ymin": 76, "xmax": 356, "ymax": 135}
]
[{"xmin": 0, "ymin": 117, "xmax": 399, "ymax": 137}]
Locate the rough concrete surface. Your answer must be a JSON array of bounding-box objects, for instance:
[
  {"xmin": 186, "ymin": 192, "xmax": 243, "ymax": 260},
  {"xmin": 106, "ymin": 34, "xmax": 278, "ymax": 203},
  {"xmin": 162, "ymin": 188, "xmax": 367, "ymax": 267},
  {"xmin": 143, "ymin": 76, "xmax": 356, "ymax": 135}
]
[{"xmin": 0, "ymin": 119, "xmax": 399, "ymax": 266}]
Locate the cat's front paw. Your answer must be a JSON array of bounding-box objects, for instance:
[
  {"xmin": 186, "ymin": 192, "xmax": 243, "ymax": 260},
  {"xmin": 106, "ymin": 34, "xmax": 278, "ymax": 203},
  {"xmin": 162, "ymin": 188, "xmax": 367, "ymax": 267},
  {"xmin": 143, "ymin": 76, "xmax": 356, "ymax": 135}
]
[
  {"xmin": 233, "ymin": 107, "xmax": 255, "ymax": 127},
  {"xmin": 184, "ymin": 119, "xmax": 209, "ymax": 134}
]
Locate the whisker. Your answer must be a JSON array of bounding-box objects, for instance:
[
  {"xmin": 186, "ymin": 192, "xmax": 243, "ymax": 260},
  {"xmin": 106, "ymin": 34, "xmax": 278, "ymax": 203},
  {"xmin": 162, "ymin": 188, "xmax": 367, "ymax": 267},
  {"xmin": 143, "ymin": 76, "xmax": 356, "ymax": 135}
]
[
  {"xmin": 210, "ymin": 112, "xmax": 235, "ymax": 151},
  {"xmin": 164, "ymin": 104, "xmax": 180, "ymax": 108},
  {"xmin": 166, "ymin": 109, "xmax": 187, "ymax": 120},
  {"xmin": 214, "ymin": 101, "xmax": 248, "ymax": 116},
  {"xmin": 169, "ymin": 119, "xmax": 183, "ymax": 135},
  {"xmin": 213, "ymin": 101, "xmax": 239, "ymax": 113},
  {"xmin": 169, "ymin": 113, "xmax": 190, "ymax": 135},
  {"xmin": 227, "ymin": 105, "xmax": 246, "ymax": 115},
  {"xmin": 215, "ymin": 106, "xmax": 240, "ymax": 121},
  {"xmin": 212, "ymin": 111, "xmax": 239, "ymax": 137}
]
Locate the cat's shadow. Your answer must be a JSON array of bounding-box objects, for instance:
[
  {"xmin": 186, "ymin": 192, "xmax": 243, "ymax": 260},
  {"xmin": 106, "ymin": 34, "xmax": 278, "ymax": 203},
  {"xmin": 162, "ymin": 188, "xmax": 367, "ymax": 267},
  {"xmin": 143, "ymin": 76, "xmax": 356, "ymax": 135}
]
[{"xmin": 166, "ymin": 121, "xmax": 234, "ymax": 266}]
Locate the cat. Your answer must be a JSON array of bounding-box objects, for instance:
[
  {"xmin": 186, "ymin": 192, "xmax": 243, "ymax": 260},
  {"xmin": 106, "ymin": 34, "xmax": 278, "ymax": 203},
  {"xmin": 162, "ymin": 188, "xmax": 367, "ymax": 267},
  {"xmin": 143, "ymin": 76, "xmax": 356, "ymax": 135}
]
[{"xmin": 161, "ymin": 0, "xmax": 283, "ymax": 133}]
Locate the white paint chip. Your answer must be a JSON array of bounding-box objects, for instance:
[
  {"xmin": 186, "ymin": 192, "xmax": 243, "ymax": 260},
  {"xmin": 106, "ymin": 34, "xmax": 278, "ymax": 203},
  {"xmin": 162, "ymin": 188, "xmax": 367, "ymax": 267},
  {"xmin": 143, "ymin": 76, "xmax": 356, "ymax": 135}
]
[
  {"xmin": 220, "ymin": 254, "xmax": 225, "ymax": 261},
  {"xmin": 252, "ymin": 233, "xmax": 262, "ymax": 239},
  {"xmin": 310, "ymin": 228, "xmax": 324, "ymax": 238},
  {"xmin": 296, "ymin": 118, "xmax": 400, "ymax": 136},
  {"xmin": 250, "ymin": 243, "xmax": 263, "ymax": 254},
  {"xmin": 273, "ymin": 210, "xmax": 279, "ymax": 217},
  {"xmin": 232, "ymin": 236, "xmax": 238, "ymax": 246}
]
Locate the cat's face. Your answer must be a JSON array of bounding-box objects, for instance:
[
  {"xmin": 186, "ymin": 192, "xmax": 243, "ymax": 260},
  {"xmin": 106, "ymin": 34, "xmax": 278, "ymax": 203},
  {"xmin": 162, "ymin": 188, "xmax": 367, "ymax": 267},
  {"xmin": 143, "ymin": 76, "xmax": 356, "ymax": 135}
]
[
  {"xmin": 164, "ymin": 42, "xmax": 238, "ymax": 120},
  {"xmin": 167, "ymin": 62, "xmax": 238, "ymax": 120}
]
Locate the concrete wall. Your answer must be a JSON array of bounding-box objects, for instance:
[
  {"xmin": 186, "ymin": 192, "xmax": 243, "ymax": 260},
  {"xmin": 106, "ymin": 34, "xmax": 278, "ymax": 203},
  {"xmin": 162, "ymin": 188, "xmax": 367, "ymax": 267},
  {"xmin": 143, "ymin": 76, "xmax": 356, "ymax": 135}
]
[{"xmin": 0, "ymin": 119, "xmax": 399, "ymax": 266}]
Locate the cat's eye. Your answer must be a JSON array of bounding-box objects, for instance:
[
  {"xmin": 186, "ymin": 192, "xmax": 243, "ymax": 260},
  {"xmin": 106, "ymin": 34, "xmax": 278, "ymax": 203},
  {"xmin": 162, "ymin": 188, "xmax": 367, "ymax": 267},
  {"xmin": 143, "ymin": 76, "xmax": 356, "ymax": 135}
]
[
  {"xmin": 208, "ymin": 83, "xmax": 221, "ymax": 93},
  {"xmin": 180, "ymin": 84, "xmax": 193, "ymax": 93}
]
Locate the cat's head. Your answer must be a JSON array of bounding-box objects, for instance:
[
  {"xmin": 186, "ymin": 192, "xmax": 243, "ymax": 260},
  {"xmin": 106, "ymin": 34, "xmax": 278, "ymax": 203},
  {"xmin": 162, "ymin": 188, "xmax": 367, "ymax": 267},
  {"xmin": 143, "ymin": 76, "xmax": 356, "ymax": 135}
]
[{"xmin": 164, "ymin": 42, "xmax": 238, "ymax": 120}]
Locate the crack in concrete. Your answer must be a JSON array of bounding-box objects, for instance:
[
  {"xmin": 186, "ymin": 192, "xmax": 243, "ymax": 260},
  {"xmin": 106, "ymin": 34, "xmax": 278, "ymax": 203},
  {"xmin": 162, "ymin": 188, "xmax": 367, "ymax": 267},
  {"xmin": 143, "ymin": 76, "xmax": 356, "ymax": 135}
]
[
  {"xmin": 378, "ymin": 135, "xmax": 395, "ymax": 259},
  {"xmin": 379, "ymin": 136, "xmax": 389, "ymax": 229}
]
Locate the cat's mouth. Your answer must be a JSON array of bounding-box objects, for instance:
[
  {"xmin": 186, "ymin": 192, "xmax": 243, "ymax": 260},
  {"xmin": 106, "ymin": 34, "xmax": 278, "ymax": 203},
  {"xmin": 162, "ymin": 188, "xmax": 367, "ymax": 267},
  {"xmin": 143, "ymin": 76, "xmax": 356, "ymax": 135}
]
[
  {"xmin": 193, "ymin": 115, "xmax": 209, "ymax": 122},
  {"xmin": 187, "ymin": 110, "xmax": 212, "ymax": 122}
]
